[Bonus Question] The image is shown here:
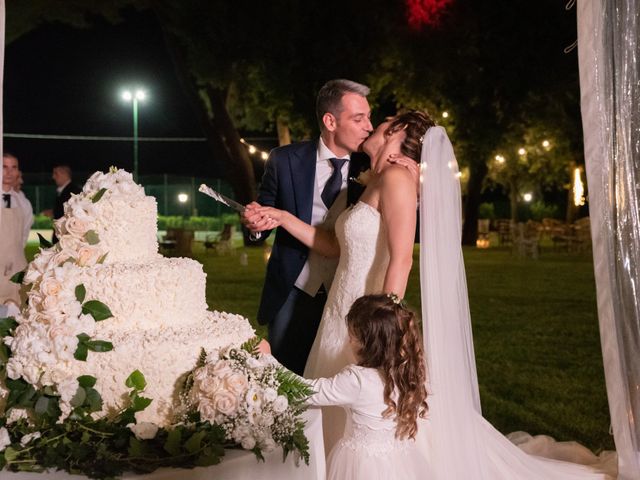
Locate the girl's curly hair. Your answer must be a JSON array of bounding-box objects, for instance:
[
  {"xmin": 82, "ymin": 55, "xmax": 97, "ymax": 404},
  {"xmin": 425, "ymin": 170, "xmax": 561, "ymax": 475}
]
[{"xmin": 346, "ymin": 294, "xmax": 428, "ymax": 440}]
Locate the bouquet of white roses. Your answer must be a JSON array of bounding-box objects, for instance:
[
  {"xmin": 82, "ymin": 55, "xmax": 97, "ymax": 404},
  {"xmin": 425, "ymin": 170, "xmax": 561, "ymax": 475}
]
[{"xmin": 186, "ymin": 342, "xmax": 312, "ymax": 462}]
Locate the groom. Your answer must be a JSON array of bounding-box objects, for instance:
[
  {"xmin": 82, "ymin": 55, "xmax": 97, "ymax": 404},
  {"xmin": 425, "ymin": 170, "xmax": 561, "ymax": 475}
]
[{"xmin": 243, "ymin": 79, "xmax": 372, "ymax": 374}]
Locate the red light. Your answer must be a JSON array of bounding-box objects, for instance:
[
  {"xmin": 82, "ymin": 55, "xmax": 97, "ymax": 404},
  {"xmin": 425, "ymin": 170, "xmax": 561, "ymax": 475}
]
[{"xmin": 406, "ymin": 0, "xmax": 453, "ymax": 29}]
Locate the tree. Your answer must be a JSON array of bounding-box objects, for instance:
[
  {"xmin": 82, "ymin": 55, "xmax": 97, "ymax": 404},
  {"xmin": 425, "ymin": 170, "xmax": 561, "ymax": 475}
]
[{"xmin": 370, "ymin": 0, "xmax": 583, "ymax": 244}]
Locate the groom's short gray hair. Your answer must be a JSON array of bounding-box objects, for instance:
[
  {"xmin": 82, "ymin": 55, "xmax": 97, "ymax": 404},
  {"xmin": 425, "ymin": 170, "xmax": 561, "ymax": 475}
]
[{"xmin": 316, "ymin": 79, "xmax": 370, "ymax": 129}]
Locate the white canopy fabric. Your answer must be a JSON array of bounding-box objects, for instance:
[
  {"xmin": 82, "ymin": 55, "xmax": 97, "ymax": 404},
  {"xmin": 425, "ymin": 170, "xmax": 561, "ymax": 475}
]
[{"xmin": 578, "ymin": 1, "xmax": 640, "ymax": 479}]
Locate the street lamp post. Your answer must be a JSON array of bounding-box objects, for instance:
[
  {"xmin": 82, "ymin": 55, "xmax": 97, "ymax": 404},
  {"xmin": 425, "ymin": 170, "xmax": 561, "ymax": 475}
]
[{"xmin": 121, "ymin": 89, "xmax": 147, "ymax": 181}]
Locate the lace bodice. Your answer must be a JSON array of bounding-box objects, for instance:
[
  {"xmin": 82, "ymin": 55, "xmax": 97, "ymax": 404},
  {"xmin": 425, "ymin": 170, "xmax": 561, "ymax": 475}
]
[{"xmin": 304, "ymin": 201, "xmax": 389, "ymax": 379}]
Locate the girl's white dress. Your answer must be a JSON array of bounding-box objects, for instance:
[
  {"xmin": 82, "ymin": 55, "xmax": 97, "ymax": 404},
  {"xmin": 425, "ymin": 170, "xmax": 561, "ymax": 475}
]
[{"xmin": 308, "ymin": 364, "xmax": 430, "ymax": 480}]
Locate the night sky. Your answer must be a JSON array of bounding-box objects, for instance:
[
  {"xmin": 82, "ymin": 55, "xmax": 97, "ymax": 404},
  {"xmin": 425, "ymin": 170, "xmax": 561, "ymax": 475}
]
[{"xmin": 4, "ymin": 9, "xmax": 261, "ymax": 180}]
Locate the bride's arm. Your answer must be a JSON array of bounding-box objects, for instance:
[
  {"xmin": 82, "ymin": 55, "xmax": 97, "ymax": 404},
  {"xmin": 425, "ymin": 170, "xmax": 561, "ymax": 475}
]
[
  {"xmin": 379, "ymin": 167, "xmax": 418, "ymax": 298},
  {"xmin": 252, "ymin": 206, "xmax": 340, "ymax": 258}
]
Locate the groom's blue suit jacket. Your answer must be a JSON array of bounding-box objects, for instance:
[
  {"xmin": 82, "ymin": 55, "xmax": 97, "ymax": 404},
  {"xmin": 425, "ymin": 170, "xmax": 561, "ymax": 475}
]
[{"xmin": 255, "ymin": 140, "xmax": 368, "ymax": 326}]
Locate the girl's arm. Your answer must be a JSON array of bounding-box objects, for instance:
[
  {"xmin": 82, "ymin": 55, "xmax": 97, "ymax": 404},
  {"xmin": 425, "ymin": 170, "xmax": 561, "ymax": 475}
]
[
  {"xmin": 251, "ymin": 206, "xmax": 340, "ymax": 258},
  {"xmin": 379, "ymin": 167, "xmax": 418, "ymax": 298}
]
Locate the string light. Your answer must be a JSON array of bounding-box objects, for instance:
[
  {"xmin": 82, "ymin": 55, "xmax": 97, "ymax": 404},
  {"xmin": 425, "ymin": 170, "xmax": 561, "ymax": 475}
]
[
  {"xmin": 573, "ymin": 167, "xmax": 586, "ymax": 206},
  {"xmin": 518, "ymin": 147, "xmax": 527, "ymax": 156},
  {"xmin": 442, "ymin": 111, "xmax": 449, "ymax": 118},
  {"xmin": 495, "ymin": 154, "xmax": 505, "ymax": 163},
  {"xmin": 542, "ymin": 139, "xmax": 550, "ymax": 148},
  {"xmin": 523, "ymin": 192, "xmax": 533, "ymax": 202},
  {"xmin": 240, "ymin": 138, "xmax": 270, "ymax": 161}
]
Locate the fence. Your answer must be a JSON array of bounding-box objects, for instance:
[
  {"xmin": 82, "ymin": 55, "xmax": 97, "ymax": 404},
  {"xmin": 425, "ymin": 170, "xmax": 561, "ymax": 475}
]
[{"xmin": 21, "ymin": 173, "xmax": 240, "ymax": 218}]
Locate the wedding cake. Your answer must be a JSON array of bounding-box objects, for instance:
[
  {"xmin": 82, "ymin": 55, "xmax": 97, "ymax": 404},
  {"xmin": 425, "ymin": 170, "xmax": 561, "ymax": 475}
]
[{"xmin": 3, "ymin": 168, "xmax": 254, "ymax": 426}]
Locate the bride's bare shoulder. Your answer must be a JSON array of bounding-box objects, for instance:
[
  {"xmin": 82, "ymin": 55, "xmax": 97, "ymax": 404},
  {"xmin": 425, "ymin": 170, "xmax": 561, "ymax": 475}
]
[{"xmin": 379, "ymin": 164, "xmax": 415, "ymax": 186}]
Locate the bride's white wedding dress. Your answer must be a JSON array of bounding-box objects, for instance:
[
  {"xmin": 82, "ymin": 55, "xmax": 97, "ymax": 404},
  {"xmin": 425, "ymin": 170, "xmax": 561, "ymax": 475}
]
[
  {"xmin": 304, "ymin": 200, "xmax": 388, "ymax": 450},
  {"xmin": 303, "ymin": 128, "xmax": 614, "ymax": 478}
]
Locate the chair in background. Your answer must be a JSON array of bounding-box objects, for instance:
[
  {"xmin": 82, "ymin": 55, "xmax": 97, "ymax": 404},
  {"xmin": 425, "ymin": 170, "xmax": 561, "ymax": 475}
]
[
  {"xmin": 512, "ymin": 220, "xmax": 542, "ymax": 259},
  {"xmin": 205, "ymin": 224, "xmax": 235, "ymax": 255},
  {"xmin": 569, "ymin": 217, "xmax": 592, "ymax": 253},
  {"xmin": 495, "ymin": 219, "xmax": 512, "ymax": 246}
]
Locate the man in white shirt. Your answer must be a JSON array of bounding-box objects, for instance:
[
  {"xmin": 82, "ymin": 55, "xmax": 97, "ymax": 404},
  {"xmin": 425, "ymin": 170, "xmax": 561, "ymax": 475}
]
[
  {"xmin": 1, "ymin": 153, "xmax": 33, "ymax": 306},
  {"xmin": 242, "ymin": 79, "xmax": 372, "ymax": 374}
]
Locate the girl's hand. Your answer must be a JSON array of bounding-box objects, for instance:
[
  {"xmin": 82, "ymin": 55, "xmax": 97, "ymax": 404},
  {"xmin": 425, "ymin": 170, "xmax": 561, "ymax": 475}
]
[
  {"xmin": 387, "ymin": 153, "xmax": 420, "ymax": 190},
  {"xmin": 255, "ymin": 339, "xmax": 272, "ymax": 355}
]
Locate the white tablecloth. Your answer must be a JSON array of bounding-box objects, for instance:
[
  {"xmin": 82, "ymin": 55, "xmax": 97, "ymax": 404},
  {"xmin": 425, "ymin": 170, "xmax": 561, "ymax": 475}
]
[{"xmin": 3, "ymin": 409, "xmax": 325, "ymax": 480}]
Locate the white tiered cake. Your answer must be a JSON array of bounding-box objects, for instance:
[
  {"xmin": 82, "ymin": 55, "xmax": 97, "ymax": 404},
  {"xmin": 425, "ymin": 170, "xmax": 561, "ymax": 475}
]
[{"xmin": 4, "ymin": 169, "xmax": 254, "ymax": 426}]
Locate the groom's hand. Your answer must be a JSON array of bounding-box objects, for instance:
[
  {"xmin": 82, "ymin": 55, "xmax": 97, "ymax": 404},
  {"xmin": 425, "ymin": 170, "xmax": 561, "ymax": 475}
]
[
  {"xmin": 387, "ymin": 153, "xmax": 420, "ymax": 190},
  {"xmin": 242, "ymin": 202, "xmax": 272, "ymax": 232}
]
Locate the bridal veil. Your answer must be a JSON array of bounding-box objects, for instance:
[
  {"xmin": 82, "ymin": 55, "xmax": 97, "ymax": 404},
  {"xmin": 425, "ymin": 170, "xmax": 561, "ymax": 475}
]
[{"xmin": 418, "ymin": 126, "xmax": 611, "ymax": 479}]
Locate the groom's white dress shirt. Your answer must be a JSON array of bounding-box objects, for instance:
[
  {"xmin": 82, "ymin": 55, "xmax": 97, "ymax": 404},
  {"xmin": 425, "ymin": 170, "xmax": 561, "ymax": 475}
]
[{"xmin": 294, "ymin": 137, "xmax": 350, "ymax": 297}]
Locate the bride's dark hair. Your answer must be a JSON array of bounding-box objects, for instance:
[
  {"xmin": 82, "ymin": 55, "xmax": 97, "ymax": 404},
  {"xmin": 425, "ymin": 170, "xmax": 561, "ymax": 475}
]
[
  {"xmin": 346, "ymin": 294, "xmax": 428, "ymax": 440},
  {"xmin": 385, "ymin": 111, "xmax": 435, "ymax": 162}
]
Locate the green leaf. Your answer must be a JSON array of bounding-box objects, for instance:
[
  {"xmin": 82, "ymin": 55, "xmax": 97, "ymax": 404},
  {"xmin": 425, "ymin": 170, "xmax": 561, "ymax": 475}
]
[
  {"xmin": 131, "ymin": 395, "xmax": 152, "ymax": 412},
  {"xmin": 4, "ymin": 446, "xmax": 20, "ymax": 462},
  {"xmin": 241, "ymin": 336, "xmax": 262, "ymax": 354},
  {"xmin": 0, "ymin": 317, "xmax": 18, "ymax": 336},
  {"xmin": 70, "ymin": 387, "xmax": 87, "ymax": 408},
  {"xmin": 76, "ymin": 332, "xmax": 90, "ymax": 343},
  {"xmin": 75, "ymin": 284, "xmax": 86, "ymax": 303},
  {"xmin": 9, "ymin": 270, "xmax": 25, "ymax": 284},
  {"xmin": 85, "ymin": 340, "xmax": 113, "ymax": 352},
  {"xmin": 97, "ymin": 252, "xmax": 108, "ymax": 264},
  {"xmin": 195, "ymin": 450, "xmax": 221, "ymax": 467},
  {"xmin": 163, "ymin": 428, "xmax": 182, "ymax": 456},
  {"xmin": 74, "ymin": 343, "xmax": 88, "ymax": 362},
  {"xmin": 34, "ymin": 395, "xmax": 60, "ymax": 419},
  {"xmin": 128, "ymin": 437, "xmax": 144, "ymax": 457},
  {"xmin": 91, "ymin": 188, "xmax": 108, "ymax": 203},
  {"xmin": 77, "ymin": 375, "xmax": 96, "ymax": 388},
  {"xmin": 184, "ymin": 431, "xmax": 206, "ymax": 454},
  {"xmin": 85, "ymin": 388, "xmax": 103, "ymax": 412},
  {"xmin": 6, "ymin": 378, "xmax": 37, "ymax": 408},
  {"xmin": 81, "ymin": 300, "xmax": 113, "ymax": 321},
  {"xmin": 125, "ymin": 370, "xmax": 147, "ymax": 391},
  {"xmin": 37, "ymin": 233, "xmax": 53, "ymax": 249},
  {"xmin": 84, "ymin": 230, "xmax": 100, "ymax": 245}
]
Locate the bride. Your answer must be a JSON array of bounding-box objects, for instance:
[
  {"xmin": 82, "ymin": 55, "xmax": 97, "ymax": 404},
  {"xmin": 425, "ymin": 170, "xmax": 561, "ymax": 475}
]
[{"xmin": 249, "ymin": 112, "xmax": 613, "ymax": 478}]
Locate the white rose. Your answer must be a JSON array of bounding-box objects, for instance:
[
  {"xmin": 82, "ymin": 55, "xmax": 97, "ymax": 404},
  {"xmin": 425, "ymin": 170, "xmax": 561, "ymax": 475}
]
[
  {"xmin": 65, "ymin": 217, "xmax": 89, "ymax": 238},
  {"xmin": 197, "ymin": 376, "xmax": 222, "ymax": 396},
  {"xmin": 53, "ymin": 217, "xmax": 67, "ymax": 237},
  {"xmin": 5, "ymin": 359, "xmax": 22, "ymax": 380},
  {"xmin": 22, "ymin": 364, "xmax": 41, "ymax": 385},
  {"xmin": 24, "ymin": 266, "xmax": 41, "ymax": 284},
  {"xmin": 273, "ymin": 395, "xmax": 289, "ymax": 414},
  {"xmin": 263, "ymin": 387, "xmax": 277, "ymax": 403},
  {"xmin": 20, "ymin": 431, "xmax": 41, "ymax": 446},
  {"xmin": 128, "ymin": 422, "xmax": 159, "ymax": 440},
  {"xmin": 240, "ymin": 435, "xmax": 256, "ymax": 450},
  {"xmin": 211, "ymin": 360, "xmax": 233, "ymax": 378},
  {"xmin": 232, "ymin": 424, "xmax": 251, "ymax": 443},
  {"xmin": 213, "ymin": 390, "xmax": 239, "ymax": 416},
  {"xmin": 57, "ymin": 377, "xmax": 79, "ymax": 404},
  {"xmin": 198, "ymin": 399, "xmax": 218, "ymax": 423},
  {"xmin": 224, "ymin": 373, "xmax": 249, "ymax": 396},
  {"xmin": 0, "ymin": 428, "xmax": 11, "ymax": 451}
]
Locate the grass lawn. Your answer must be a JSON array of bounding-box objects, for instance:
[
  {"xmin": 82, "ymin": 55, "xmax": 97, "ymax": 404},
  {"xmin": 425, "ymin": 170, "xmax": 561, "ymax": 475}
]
[{"xmin": 24, "ymin": 243, "xmax": 613, "ymax": 452}]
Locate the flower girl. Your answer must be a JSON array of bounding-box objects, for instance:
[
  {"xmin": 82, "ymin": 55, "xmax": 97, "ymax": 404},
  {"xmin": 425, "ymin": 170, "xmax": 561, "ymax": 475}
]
[{"xmin": 260, "ymin": 293, "xmax": 431, "ymax": 479}]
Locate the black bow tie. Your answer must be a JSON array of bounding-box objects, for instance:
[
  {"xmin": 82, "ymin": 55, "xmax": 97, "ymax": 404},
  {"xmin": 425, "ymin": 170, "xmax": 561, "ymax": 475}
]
[{"xmin": 2, "ymin": 193, "xmax": 10, "ymax": 208}]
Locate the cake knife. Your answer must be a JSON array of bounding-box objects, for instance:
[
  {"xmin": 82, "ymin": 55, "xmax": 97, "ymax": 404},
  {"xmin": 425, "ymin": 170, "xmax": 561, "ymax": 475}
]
[{"xmin": 198, "ymin": 184, "xmax": 245, "ymax": 213}]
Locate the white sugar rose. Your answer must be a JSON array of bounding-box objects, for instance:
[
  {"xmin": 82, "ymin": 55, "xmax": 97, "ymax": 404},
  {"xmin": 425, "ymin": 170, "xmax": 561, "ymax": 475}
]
[
  {"xmin": 197, "ymin": 375, "xmax": 222, "ymax": 396},
  {"xmin": 128, "ymin": 422, "xmax": 159, "ymax": 440},
  {"xmin": 224, "ymin": 373, "xmax": 249, "ymax": 396},
  {"xmin": 58, "ymin": 235, "xmax": 81, "ymax": 252},
  {"xmin": 41, "ymin": 294, "xmax": 61, "ymax": 313},
  {"xmin": 65, "ymin": 217, "xmax": 89, "ymax": 238},
  {"xmin": 0, "ymin": 427, "xmax": 11, "ymax": 451},
  {"xmin": 57, "ymin": 377, "xmax": 79, "ymax": 405},
  {"xmin": 76, "ymin": 246, "xmax": 100, "ymax": 266},
  {"xmin": 39, "ymin": 277, "xmax": 62, "ymax": 296}
]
